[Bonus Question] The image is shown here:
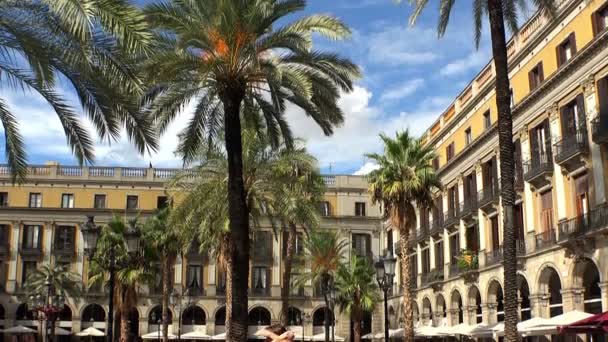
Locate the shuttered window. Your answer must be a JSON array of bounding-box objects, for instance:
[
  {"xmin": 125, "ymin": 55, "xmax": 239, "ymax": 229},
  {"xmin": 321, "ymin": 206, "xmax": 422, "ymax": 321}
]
[
  {"xmin": 540, "ymin": 190, "xmax": 554, "ymax": 234},
  {"xmin": 560, "ymin": 95, "xmax": 586, "ymax": 137},
  {"xmin": 490, "ymin": 216, "xmax": 500, "ymax": 250},
  {"xmin": 528, "ymin": 61, "xmax": 545, "ymax": 90},
  {"xmin": 592, "ymin": 4, "xmax": 608, "ymax": 36},
  {"xmin": 574, "ymin": 173, "xmax": 589, "ymax": 218},
  {"xmin": 556, "ymin": 33, "xmax": 577, "ymax": 67}
]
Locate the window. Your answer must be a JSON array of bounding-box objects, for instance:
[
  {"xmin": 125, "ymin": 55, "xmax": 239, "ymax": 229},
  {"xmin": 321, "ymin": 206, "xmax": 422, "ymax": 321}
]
[
  {"xmin": 432, "ymin": 157, "xmax": 440, "ymax": 170},
  {"xmin": 283, "ymin": 232, "xmax": 304, "ymax": 256},
  {"xmin": 387, "ymin": 229, "xmax": 394, "ymax": 254},
  {"xmin": 530, "ymin": 120, "xmax": 551, "ymax": 162},
  {"xmin": 54, "ymin": 226, "xmax": 74, "ymax": 251},
  {"xmin": 574, "ymin": 174, "xmax": 589, "ymax": 218},
  {"xmin": 464, "ymin": 127, "xmax": 472, "ymax": 146},
  {"xmin": 61, "ymin": 194, "xmax": 74, "ymax": 208},
  {"xmin": 510, "ymin": 88, "xmax": 515, "ymax": 108},
  {"xmin": 352, "ymin": 234, "xmax": 371, "ymax": 257},
  {"xmin": 592, "ymin": 4, "xmax": 608, "ymax": 36},
  {"xmin": 29, "ymin": 193, "xmax": 42, "ymax": 208},
  {"xmin": 560, "ymin": 95, "xmax": 586, "ymax": 137},
  {"xmin": 449, "ymin": 233, "xmax": 460, "ymax": 264},
  {"xmin": 447, "ymin": 185, "xmax": 459, "ymax": 216},
  {"xmin": 22, "ymin": 225, "xmax": 41, "ymax": 249},
  {"xmin": 355, "ymin": 202, "xmax": 366, "ymax": 217},
  {"xmin": 252, "ymin": 266, "xmax": 269, "ymax": 293},
  {"xmin": 217, "ymin": 267, "xmax": 227, "ymax": 294},
  {"xmin": 490, "ymin": 216, "xmax": 500, "ymax": 250},
  {"xmin": 289, "ymin": 273, "xmax": 304, "ymax": 296},
  {"xmin": 421, "ymin": 248, "xmax": 430, "ymax": 274},
  {"xmin": 126, "ymin": 195, "xmax": 138, "ymax": 209},
  {"xmin": 94, "ymin": 194, "xmax": 106, "ymax": 209},
  {"xmin": 465, "ymin": 225, "xmax": 478, "ymax": 253},
  {"xmin": 483, "ymin": 111, "xmax": 491, "ymax": 129},
  {"xmin": 0, "ymin": 192, "xmax": 8, "ymax": 207},
  {"xmin": 556, "ymin": 33, "xmax": 577, "ymax": 67},
  {"xmin": 528, "ymin": 62, "xmax": 544, "ymax": 90},
  {"xmin": 253, "ymin": 231, "xmax": 272, "ymax": 260},
  {"xmin": 540, "ymin": 190, "xmax": 554, "ymax": 234},
  {"xmin": 157, "ymin": 196, "xmax": 168, "ymax": 209},
  {"xmin": 186, "ymin": 264, "xmax": 202, "ymax": 292},
  {"xmin": 446, "ymin": 142, "xmax": 455, "ymax": 162},
  {"xmin": 21, "ymin": 261, "xmax": 37, "ymax": 284},
  {"xmin": 319, "ymin": 201, "xmax": 331, "ymax": 216},
  {"xmin": 434, "ymin": 239, "xmax": 444, "ymax": 269}
]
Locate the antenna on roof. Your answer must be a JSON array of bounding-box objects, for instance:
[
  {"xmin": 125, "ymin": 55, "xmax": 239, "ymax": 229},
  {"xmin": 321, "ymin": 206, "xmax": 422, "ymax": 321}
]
[{"xmin": 329, "ymin": 162, "xmax": 334, "ymax": 175}]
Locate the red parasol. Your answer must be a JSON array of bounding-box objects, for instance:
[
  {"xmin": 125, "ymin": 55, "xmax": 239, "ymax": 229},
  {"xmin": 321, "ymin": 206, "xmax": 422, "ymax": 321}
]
[{"xmin": 559, "ymin": 311, "xmax": 608, "ymax": 334}]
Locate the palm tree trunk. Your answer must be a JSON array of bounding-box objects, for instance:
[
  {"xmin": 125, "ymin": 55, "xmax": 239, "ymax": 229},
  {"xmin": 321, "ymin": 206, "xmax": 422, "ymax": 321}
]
[
  {"xmin": 487, "ymin": 1, "xmax": 517, "ymax": 341},
  {"xmin": 221, "ymin": 85, "xmax": 249, "ymax": 342},
  {"xmin": 119, "ymin": 309, "xmax": 130, "ymax": 342},
  {"xmin": 162, "ymin": 256, "xmax": 172, "ymax": 342},
  {"xmin": 223, "ymin": 237, "xmax": 234, "ymax": 333},
  {"xmin": 398, "ymin": 205, "xmax": 415, "ymax": 342},
  {"xmin": 353, "ymin": 319, "xmax": 362, "ymax": 342},
  {"xmin": 280, "ymin": 223, "xmax": 297, "ymax": 326}
]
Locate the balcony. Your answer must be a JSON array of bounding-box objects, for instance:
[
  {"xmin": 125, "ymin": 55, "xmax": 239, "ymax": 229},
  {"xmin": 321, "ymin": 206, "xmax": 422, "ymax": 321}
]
[
  {"xmin": 516, "ymin": 239, "xmax": 527, "ymax": 257},
  {"xmin": 515, "ymin": 166, "xmax": 525, "ymax": 192},
  {"xmin": 430, "ymin": 218, "xmax": 443, "ymax": 236},
  {"xmin": 0, "ymin": 244, "xmax": 8, "ymax": 259},
  {"xmin": 460, "ymin": 198, "xmax": 478, "ymax": 221},
  {"xmin": 421, "ymin": 269, "xmax": 444, "ymax": 287},
  {"xmin": 250, "ymin": 287, "xmax": 270, "ymax": 297},
  {"xmin": 485, "ymin": 246, "xmax": 503, "ymax": 267},
  {"xmin": 19, "ymin": 245, "xmax": 42, "ymax": 258},
  {"xmin": 417, "ymin": 226, "xmax": 429, "ymax": 244},
  {"xmin": 591, "ymin": 116, "xmax": 608, "ymax": 145},
  {"xmin": 523, "ymin": 154, "xmax": 553, "ymax": 189},
  {"xmin": 52, "ymin": 244, "xmax": 75, "ymax": 260},
  {"xmin": 478, "ymin": 182, "xmax": 500, "ymax": 213},
  {"xmin": 554, "ymin": 130, "xmax": 589, "ymax": 173},
  {"xmin": 558, "ymin": 205, "xmax": 608, "ymax": 242},
  {"xmin": 449, "ymin": 263, "xmax": 461, "ymax": 278},
  {"xmin": 443, "ymin": 208, "xmax": 460, "ymax": 230},
  {"xmin": 534, "ymin": 229, "xmax": 556, "ymax": 252}
]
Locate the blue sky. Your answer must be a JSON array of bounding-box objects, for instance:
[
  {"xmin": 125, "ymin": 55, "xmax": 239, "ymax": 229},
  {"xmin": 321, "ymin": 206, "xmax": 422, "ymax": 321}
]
[{"xmin": 2, "ymin": 0, "xmax": 523, "ymax": 175}]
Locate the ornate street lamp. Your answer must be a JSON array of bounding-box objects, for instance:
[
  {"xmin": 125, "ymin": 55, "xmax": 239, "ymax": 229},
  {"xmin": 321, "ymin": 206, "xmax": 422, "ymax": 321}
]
[
  {"xmin": 29, "ymin": 276, "xmax": 64, "ymax": 342},
  {"xmin": 81, "ymin": 216, "xmax": 141, "ymax": 342},
  {"xmin": 375, "ymin": 251, "xmax": 397, "ymax": 342},
  {"xmin": 170, "ymin": 286, "xmax": 193, "ymax": 342}
]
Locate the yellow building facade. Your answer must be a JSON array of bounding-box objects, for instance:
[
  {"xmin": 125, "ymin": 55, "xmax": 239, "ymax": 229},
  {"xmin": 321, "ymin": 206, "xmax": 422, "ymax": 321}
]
[
  {"xmin": 0, "ymin": 164, "xmax": 383, "ymax": 340},
  {"xmin": 384, "ymin": 0, "xmax": 608, "ymax": 333}
]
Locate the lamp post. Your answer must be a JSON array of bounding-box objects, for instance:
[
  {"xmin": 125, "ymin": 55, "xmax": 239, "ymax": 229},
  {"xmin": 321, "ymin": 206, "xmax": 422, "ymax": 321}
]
[
  {"xmin": 321, "ymin": 274, "xmax": 333, "ymax": 342},
  {"xmin": 329, "ymin": 283, "xmax": 336, "ymax": 342},
  {"xmin": 375, "ymin": 251, "xmax": 397, "ymax": 342},
  {"xmin": 170, "ymin": 286, "xmax": 193, "ymax": 342},
  {"xmin": 81, "ymin": 215, "xmax": 141, "ymax": 342},
  {"xmin": 29, "ymin": 276, "xmax": 64, "ymax": 342}
]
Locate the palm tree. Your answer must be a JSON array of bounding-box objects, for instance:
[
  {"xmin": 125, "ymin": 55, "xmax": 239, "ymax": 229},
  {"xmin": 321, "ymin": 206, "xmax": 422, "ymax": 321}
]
[
  {"xmin": 407, "ymin": 2, "xmax": 557, "ymax": 340},
  {"xmin": 0, "ymin": 0, "xmax": 156, "ymax": 182},
  {"xmin": 143, "ymin": 207, "xmax": 182, "ymax": 342},
  {"xmin": 270, "ymin": 149, "xmax": 325, "ymax": 326},
  {"xmin": 335, "ymin": 256, "xmax": 380, "ymax": 342},
  {"xmin": 89, "ymin": 215, "xmax": 157, "ymax": 342},
  {"xmin": 22, "ymin": 263, "xmax": 83, "ymax": 302},
  {"xmin": 298, "ymin": 230, "xmax": 348, "ymax": 342},
  {"xmin": 366, "ymin": 131, "xmax": 441, "ymax": 341},
  {"xmin": 143, "ymin": 2, "xmax": 359, "ymax": 338}
]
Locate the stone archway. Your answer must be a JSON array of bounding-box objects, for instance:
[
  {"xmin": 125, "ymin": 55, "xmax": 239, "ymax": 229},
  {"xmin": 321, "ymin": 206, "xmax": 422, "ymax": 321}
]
[
  {"xmin": 435, "ymin": 294, "xmax": 446, "ymax": 326},
  {"xmin": 467, "ymin": 286, "xmax": 482, "ymax": 324},
  {"xmin": 572, "ymin": 258, "xmax": 602, "ymax": 313},
  {"xmin": 286, "ymin": 307, "xmax": 302, "ymax": 326},
  {"xmin": 518, "ymin": 274, "xmax": 531, "ymax": 321},
  {"xmin": 248, "ymin": 307, "xmax": 272, "ymax": 326},
  {"xmin": 450, "ymin": 290, "xmax": 463, "ymax": 325},
  {"xmin": 214, "ymin": 306, "xmax": 226, "ymax": 334},
  {"xmin": 538, "ymin": 266, "xmax": 563, "ymax": 317},
  {"xmin": 422, "ymin": 297, "xmax": 432, "ymax": 325},
  {"xmin": 412, "ymin": 301, "xmax": 419, "ymax": 326},
  {"xmin": 183, "ymin": 305, "xmax": 207, "ymax": 326},
  {"xmin": 486, "ymin": 280, "xmax": 504, "ymax": 323}
]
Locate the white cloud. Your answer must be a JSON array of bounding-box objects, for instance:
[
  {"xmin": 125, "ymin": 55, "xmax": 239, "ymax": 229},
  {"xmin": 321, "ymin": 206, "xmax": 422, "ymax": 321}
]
[
  {"xmin": 353, "ymin": 161, "xmax": 380, "ymax": 175},
  {"xmin": 440, "ymin": 50, "xmax": 491, "ymax": 76},
  {"xmin": 380, "ymin": 78, "xmax": 424, "ymax": 101},
  {"xmin": 364, "ymin": 26, "xmax": 441, "ymax": 66}
]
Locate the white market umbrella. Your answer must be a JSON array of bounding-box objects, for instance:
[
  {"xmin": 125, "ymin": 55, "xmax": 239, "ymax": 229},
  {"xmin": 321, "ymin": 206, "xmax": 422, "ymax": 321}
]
[
  {"xmin": 522, "ymin": 311, "xmax": 594, "ymax": 336},
  {"xmin": 76, "ymin": 327, "xmax": 105, "ymax": 337},
  {"xmin": 443, "ymin": 323, "xmax": 476, "ymax": 337},
  {"xmin": 211, "ymin": 332, "xmax": 226, "ymax": 340},
  {"xmin": 309, "ymin": 333, "xmax": 345, "ymax": 341},
  {"xmin": 141, "ymin": 331, "xmax": 178, "ymax": 340},
  {"xmin": 414, "ymin": 326, "xmax": 449, "ymax": 338},
  {"xmin": 53, "ymin": 327, "xmax": 72, "ymax": 336},
  {"xmin": 181, "ymin": 330, "xmax": 211, "ymax": 340},
  {"xmin": 466, "ymin": 323, "xmax": 499, "ymax": 338},
  {"xmin": 372, "ymin": 328, "xmax": 403, "ymax": 339},
  {"xmin": 493, "ymin": 317, "xmax": 553, "ymax": 337},
  {"xmin": 3, "ymin": 326, "xmax": 37, "ymax": 334}
]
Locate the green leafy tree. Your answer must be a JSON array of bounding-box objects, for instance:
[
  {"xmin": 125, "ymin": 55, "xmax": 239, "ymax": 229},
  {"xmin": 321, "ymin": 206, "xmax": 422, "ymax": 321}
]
[
  {"xmin": 297, "ymin": 230, "xmax": 348, "ymax": 342},
  {"xmin": 335, "ymin": 256, "xmax": 380, "ymax": 342},
  {"xmin": 366, "ymin": 131, "xmax": 440, "ymax": 341},
  {"xmin": 143, "ymin": 1, "xmax": 359, "ymax": 338},
  {"xmin": 22, "ymin": 263, "xmax": 83, "ymax": 302},
  {"xmin": 88, "ymin": 215, "xmax": 157, "ymax": 342},
  {"xmin": 0, "ymin": 0, "xmax": 156, "ymax": 182},
  {"xmin": 407, "ymin": 1, "xmax": 557, "ymax": 340},
  {"xmin": 143, "ymin": 207, "xmax": 182, "ymax": 342}
]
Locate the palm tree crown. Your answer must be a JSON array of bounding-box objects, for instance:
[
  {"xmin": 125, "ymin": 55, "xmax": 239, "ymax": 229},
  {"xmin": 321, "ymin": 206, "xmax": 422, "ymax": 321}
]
[
  {"xmin": 22, "ymin": 263, "xmax": 82, "ymax": 303},
  {"xmin": 0, "ymin": 0, "xmax": 156, "ymax": 182}
]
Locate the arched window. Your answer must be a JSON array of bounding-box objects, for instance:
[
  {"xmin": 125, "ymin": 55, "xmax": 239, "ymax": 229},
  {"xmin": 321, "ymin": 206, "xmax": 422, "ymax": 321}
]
[
  {"xmin": 183, "ymin": 306, "xmax": 206, "ymax": 325},
  {"xmin": 312, "ymin": 308, "xmax": 334, "ymax": 326},
  {"xmin": 82, "ymin": 304, "xmax": 106, "ymax": 322},
  {"xmin": 248, "ymin": 307, "xmax": 271, "ymax": 326},
  {"xmin": 215, "ymin": 307, "xmax": 226, "ymax": 327}
]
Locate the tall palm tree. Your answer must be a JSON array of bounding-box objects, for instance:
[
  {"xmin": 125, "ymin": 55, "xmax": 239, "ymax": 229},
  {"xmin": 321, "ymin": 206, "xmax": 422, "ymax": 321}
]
[
  {"xmin": 297, "ymin": 230, "xmax": 348, "ymax": 342},
  {"xmin": 143, "ymin": 207, "xmax": 182, "ymax": 342},
  {"xmin": 89, "ymin": 215, "xmax": 157, "ymax": 342},
  {"xmin": 366, "ymin": 131, "xmax": 440, "ymax": 341},
  {"xmin": 407, "ymin": 2, "xmax": 557, "ymax": 340},
  {"xmin": 270, "ymin": 149, "xmax": 325, "ymax": 326},
  {"xmin": 0, "ymin": 0, "xmax": 156, "ymax": 182},
  {"xmin": 335, "ymin": 256, "xmax": 380, "ymax": 342},
  {"xmin": 22, "ymin": 263, "xmax": 83, "ymax": 302},
  {"xmin": 143, "ymin": 2, "xmax": 359, "ymax": 338}
]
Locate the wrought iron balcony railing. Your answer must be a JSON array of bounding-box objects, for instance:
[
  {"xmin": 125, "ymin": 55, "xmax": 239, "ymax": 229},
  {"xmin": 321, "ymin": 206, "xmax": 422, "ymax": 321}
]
[
  {"xmin": 478, "ymin": 181, "xmax": 500, "ymax": 210},
  {"xmin": 554, "ymin": 129, "xmax": 588, "ymax": 166},
  {"xmin": 430, "ymin": 218, "xmax": 443, "ymax": 236},
  {"xmin": 421, "ymin": 269, "xmax": 444, "ymax": 286},
  {"xmin": 460, "ymin": 198, "xmax": 478, "ymax": 218},
  {"xmin": 535, "ymin": 229, "xmax": 556, "ymax": 251},
  {"xmin": 516, "ymin": 239, "xmax": 527, "ymax": 256},
  {"xmin": 591, "ymin": 116, "xmax": 608, "ymax": 145},
  {"xmin": 558, "ymin": 205, "xmax": 608, "ymax": 241},
  {"xmin": 485, "ymin": 246, "xmax": 503, "ymax": 266},
  {"xmin": 523, "ymin": 153, "xmax": 553, "ymax": 187},
  {"xmin": 443, "ymin": 208, "xmax": 459, "ymax": 228}
]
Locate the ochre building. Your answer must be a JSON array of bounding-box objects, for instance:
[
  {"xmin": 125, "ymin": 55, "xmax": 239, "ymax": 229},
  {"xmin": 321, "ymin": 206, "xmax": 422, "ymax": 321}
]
[
  {"xmin": 384, "ymin": 0, "xmax": 608, "ymax": 334},
  {"xmin": 0, "ymin": 163, "xmax": 383, "ymax": 340}
]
